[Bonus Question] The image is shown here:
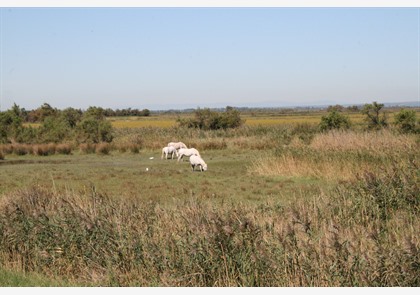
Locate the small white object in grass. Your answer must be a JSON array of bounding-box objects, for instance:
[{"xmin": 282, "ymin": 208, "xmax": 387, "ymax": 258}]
[
  {"xmin": 149, "ymin": 157, "xmax": 154, "ymax": 160},
  {"xmin": 146, "ymin": 168, "xmax": 149, "ymax": 171}
]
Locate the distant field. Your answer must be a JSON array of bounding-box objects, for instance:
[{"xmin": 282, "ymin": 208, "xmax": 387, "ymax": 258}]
[
  {"xmin": 107, "ymin": 112, "xmax": 371, "ymax": 128},
  {"xmin": 22, "ymin": 109, "xmax": 418, "ymax": 129}
]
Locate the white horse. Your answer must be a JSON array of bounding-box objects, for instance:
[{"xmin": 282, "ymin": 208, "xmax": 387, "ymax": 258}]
[
  {"xmin": 190, "ymin": 155, "xmax": 207, "ymax": 172},
  {"xmin": 168, "ymin": 142, "xmax": 188, "ymax": 150},
  {"xmin": 177, "ymin": 148, "xmax": 200, "ymax": 162},
  {"xmin": 161, "ymin": 146, "xmax": 178, "ymax": 159}
]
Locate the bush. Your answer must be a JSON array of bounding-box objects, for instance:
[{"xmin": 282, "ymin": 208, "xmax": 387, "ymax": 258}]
[
  {"xmin": 177, "ymin": 106, "xmax": 244, "ymax": 130},
  {"xmin": 362, "ymin": 101, "xmax": 388, "ymax": 130},
  {"xmin": 77, "ymin": 118, "xmax": 113, "ymax": 144},
  {"xmin": 319, "ymin": 110, "xmax": 351, "ymax": 132},
  {"xmin": 394, "ymin": 109, "xmax": 418, "ymax": 133}
]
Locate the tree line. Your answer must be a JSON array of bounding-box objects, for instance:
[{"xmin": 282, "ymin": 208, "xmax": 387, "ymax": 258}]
[
  {"xmin": 1, "ymin": 101, "xmax": 418, "ymax": 146},
  {"xmin": 0, "ymin": 103, "xmax": 114, "ymax": 144},
  {"xmin": 12, "ymin": 103, "xmax": 150, "ymax": 123}
]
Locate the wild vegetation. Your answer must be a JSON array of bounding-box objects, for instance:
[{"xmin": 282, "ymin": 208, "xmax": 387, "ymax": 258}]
[{"xmin": 0, "ymin": 102, "xmax": 419, "ymax": 286}]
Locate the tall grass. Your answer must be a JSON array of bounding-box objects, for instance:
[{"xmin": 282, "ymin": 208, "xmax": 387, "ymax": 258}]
[
  {"xmin": 250, "ymin": 130, "xmax": 419, "ymax": 181},
  {"xmin": 0, "ymin": 159, "xmax": 418, "ymax": 286},
  {"xmin": 310, "ymin": 129, "xmax": 416, "ymax": 152}
]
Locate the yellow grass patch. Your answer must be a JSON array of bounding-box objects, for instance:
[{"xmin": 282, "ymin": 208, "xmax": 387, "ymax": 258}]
[
  {"xmin": 310, "ymin": 129, "xmax": 417, "ymax": 152},
  {"xmin": 250, "ymin": 153, "xmax": 372, "ymax": 181},
  {"xmin": 110, "ymin": 119, "xmax": 176, "ymax": 128},
  {"xmin": 23, "ymin": 123, "xmax": 41, "ymax": 128}
]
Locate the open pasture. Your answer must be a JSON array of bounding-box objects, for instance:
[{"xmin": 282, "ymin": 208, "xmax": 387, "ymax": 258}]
[{"xmin": 0, "ymin": 148, "xmax": 320, "ymax": 206}]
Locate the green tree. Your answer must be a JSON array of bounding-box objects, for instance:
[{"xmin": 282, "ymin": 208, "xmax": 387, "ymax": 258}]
[
  {"xmin": 394, "ymin": 109, "xmax": 418, "ymax": 133},
  {"xmin": 141, "ymin": 109, "xmax": 151, "ymax": 117},
  {"xmin": 319, "ymin": 110, "xmax": 351, "ymax": 131},
  {"xmin": 177, "ymin": 106, "xmax": 244, "ymax": 130},
  {"xmin": 362, "ymin": 101, "xmax": 388, "ymax": 130},
  {"xmin": 61, "ymin": 108, "xmax": 83, "ymax": 128},
  {"xmin": 76, "ymin": 108, "xmax": 113, "ymax": 143},
  {"xmin": 218, "ymin": 106, "xmax": 244, "ymax": 129},
  {"xmin": 38, "ymin": 115, "xmax": 73, "ymax": 143},
  {"xmin": 327, "ymin": 104, "xmax": 345, "ymax": 112},
  {"xmin": 0, "ymin": 103, "xmax": 25, "ymax": 143},
  {"xmin": 84, "ymin": 106, "xmax": 106, "ymax": 120}
]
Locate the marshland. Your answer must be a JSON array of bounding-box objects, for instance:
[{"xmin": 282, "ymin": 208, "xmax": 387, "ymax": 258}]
[{"xmin": 0, "ymin": 103, "xmax": 419, "ymax": 286}]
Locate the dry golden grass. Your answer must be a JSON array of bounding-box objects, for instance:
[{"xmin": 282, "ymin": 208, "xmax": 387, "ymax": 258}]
[
  {"xmin": 110, "ymin": 119, "xmax": 175, "ymax": 128},
  {"xmin": 250, "ymin": 153, "xmax": 373, "ymax": 181},
  {"xmin": 245, "ymin": 116, "xmax": 323, "ymax": 126},
  {"xmin": 250, "ymin": 130, "xmax": 419, "ymax": 182},
  {"xmin": 310, "ymin": 129, "xmax": 417, "ymax": 152}
]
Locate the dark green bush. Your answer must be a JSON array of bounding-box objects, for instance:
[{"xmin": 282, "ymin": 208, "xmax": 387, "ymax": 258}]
[
  {"xmin": 362, "ymin": 101, "xmax": 388, "ymax": 130},
  {"xmin": 394, "ymin": 109, "xmax": 418, "ymax": 133},
  {"xmin": 177, "ymin": 107, "xmax": 244, "ymax": 130},
  {"xmin": 319, "ymin": 110, "xmax": 351, "ymax": 131},
  {"xmin": 76, "ymin": 118, "xmax": 113, "ymax": 144}
]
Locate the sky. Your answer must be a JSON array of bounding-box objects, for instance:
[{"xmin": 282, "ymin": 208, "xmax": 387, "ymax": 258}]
[{"xmin": 0, "ymin": 3, "xmax": 419, "ymax": 111}]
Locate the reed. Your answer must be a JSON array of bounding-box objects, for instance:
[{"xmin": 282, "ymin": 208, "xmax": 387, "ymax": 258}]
[{"xmin": 250, "ymin": 130, "xmax": 419, "ymax": 182}]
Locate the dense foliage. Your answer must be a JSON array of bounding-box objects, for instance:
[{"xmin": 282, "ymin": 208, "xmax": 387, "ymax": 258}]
[
  {"xmin": 394, "ymin": 109, "xmax": 418, "ymax": 133},
  {"xmin": 319, "ymin": 110, "xmax": 351, "ymax": 131},
  {"xmin": 362, "ymin": 101, "xmax": 388, "ymax": 130},
  {"xmin": 0, "ymin": 104, "xmax": 113, "ymax": 144},
  {"xmin": 177, "ymin": 106, "xmax": 244, "ymax": 130}
]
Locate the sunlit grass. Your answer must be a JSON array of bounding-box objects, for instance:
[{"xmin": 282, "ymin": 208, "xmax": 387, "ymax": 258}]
[
  {"xmin": 23, "ymin": 123, "xmax": 41, "ymax": 128},
  {"xmin": 110, "ymin": 119, "xmax": 175, "ymax": 128}
]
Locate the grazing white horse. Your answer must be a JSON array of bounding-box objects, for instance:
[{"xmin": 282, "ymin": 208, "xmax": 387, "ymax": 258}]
[
  {"xmin": 168, "ymin": 142, "xmax": 188, "ymax": 150},
  {"xmin": 190, "ymin": 155, "xmax": 207, "ymax": 172},
  {"xmin": 161, "ymin": 146, "xmax": 178, "ymax": 160},
  {"xmin": 177, "ymin": 148, "xmax": 200, "ymax": 162}
]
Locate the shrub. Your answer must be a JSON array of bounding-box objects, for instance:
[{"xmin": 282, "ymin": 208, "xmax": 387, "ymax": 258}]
[
  {"xmin": 177, "ymin": 106, "xmax": 244, "ymax": 130},
  {"xmin": 362, "ymin": 101, "xmax": 388, "ymax": 130},
  {"xmin": 394, "ymin": 109, "xmax": 418, "ymax": 133},
  {"xmin": 77, "ymin": 118, "xmax": 113, "ymax": 144},
  {"xmin": 0, "ymin": 104, "xmax": 24, "ymax": 144},
  {"xmin": 319, "ymin": 110, "xmax": 351, "ymax": 131}
]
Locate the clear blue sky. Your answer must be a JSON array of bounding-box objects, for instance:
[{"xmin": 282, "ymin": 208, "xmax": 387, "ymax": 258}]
[{"xmin": 0, "ymin": 7, "xmax": 419, "ymax": 110}]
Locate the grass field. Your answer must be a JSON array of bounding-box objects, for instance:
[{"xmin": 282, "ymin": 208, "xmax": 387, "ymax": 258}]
[
  {"xmin": 105, "ymin": 109, "xmax": 412, "ymax": 129},
  {"xmin": 1, "ymin": 110, "xmax": 419, "ymax": 287}
]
